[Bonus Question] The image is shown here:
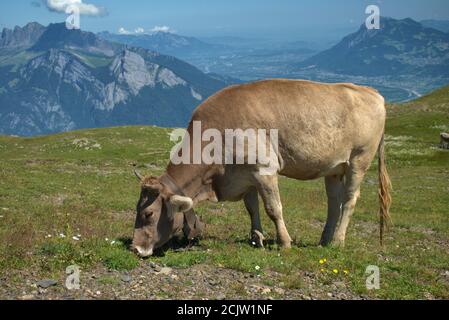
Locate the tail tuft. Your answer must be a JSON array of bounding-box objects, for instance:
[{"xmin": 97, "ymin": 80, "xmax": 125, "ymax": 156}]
[{"xmin": 378, "ymin": 134, "xmax": 392, "ymax": 246}]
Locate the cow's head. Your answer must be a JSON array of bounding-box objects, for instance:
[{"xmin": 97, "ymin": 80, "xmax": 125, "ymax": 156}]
[{"xmin": 131, "ymin": 172, "xmax": 194, "ymax": 257}]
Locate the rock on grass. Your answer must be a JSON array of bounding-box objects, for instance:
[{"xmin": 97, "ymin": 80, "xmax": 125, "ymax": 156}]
[
  {"xmin": 37, "ymin": 279, "xmax": 58, "ymax": 288},
  {"xmin": 121, "ymin": 274, "xmax": 132, "ymax": 283}
]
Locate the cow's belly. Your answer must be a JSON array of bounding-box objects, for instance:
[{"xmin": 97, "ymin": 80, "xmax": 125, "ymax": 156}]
[
  {"xmin": 279, "ymin": 160, "xmax": 348, "ymax": 180},
  {"xmin": 278, "ymin": 145, "xmax": 352, "ymax": 180}
]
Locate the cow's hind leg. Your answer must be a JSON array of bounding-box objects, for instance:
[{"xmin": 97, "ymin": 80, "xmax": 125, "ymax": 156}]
[
  {"xmin": 331, "ymin": 153, "xmax": 373, "ymax": 246},
  {"xmin": 319, "ymin": 175, "xmax": 344, "ymax": 246},
  {"xmin": 244, "ymin": 187, "xmax": 265, "ymax": 247},
  {"xmin": 255, "ymin": 175, "xmax": 292, "ymax": 248}
]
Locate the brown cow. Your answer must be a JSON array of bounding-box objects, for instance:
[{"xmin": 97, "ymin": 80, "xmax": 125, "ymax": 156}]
[{"xmin": 132, "ymin": 79, "xmax": 392, "ymax": 257}]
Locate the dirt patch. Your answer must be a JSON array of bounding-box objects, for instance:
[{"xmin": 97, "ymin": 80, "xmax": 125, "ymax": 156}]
[{"xmin": 0, "ymin": 263, "xmax": 367, "ymax": 300}]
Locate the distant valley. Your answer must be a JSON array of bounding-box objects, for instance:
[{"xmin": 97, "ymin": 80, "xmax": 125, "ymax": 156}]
[
  {"xmin": 98, "ymin": 31, "xmax": 319, "ymax": 82},
  {"xmin": 99, "ymin": 17, "xmax": 449, "ymax": 103},
  {"xmin": 290, "ymin": 17, "xmax": 449, "ymax": 101}
]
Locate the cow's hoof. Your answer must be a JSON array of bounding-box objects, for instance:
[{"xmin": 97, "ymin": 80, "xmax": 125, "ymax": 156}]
[
  {"xmin": 250, "ymin": 230, "xmax": 265, "ymax": 248},
  {"xmin": 323, "ymin": 239, "xmax": 345, "ymax": 248},
  {"xmin": 320, "ymin": 233, "xmax": 345, "ymax": 247},
  {"xmin": 279, "ymin": 242, "xmax": 292, "ymax": 249},
  {"xmin": 278, "ymin": 235, "xmax": 292, "ymax": 249},
  {"xmin": 319, "ymin": 238, "xmax": 332, "ymax": 247}
]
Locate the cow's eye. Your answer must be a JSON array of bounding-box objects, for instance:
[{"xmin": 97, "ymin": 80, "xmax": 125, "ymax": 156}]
[{"xmin": 145, "ymin": 211, "xmax": 154, "ymax": 219}]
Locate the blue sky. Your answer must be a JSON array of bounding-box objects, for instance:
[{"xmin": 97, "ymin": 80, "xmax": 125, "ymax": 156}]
[{"xmin": 1, "ymin": 0, "xmax": 449, "ymax": 41}]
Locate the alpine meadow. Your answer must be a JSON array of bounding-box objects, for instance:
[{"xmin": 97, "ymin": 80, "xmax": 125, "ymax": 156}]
[
  {"xmin": 0, "ymin": 86, "xmax": 448, "ymax": 299},
  {"xmin": 0, "ymin": 0, "xmax": 448, "ymax": 302}
]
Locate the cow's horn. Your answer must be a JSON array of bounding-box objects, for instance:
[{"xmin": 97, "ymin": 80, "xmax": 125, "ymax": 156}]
[{"xmin": 134, "ymin": 169, "xmax": 144, "ymax": 182}]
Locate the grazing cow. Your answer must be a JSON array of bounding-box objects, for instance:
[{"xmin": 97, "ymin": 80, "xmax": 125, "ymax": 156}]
[
  {"xmin": 440, "ymin": 132, "xmax": 449, "ymax": 149},
  {"xmin": 132, "ymin": 79, "xmax": 392, "ymax": 257}
]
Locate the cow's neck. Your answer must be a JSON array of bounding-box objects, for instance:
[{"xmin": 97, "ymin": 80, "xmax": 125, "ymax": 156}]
[
  {"xmin": 164, "ymin": 162, "xmax": 218, "ymax": 200},
  {"xmin": 163, "ymin": 120, "xmax": 222, "ymax": 202}
]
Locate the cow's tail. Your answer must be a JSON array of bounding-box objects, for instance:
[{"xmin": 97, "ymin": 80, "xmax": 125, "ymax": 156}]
[{"xmin": 377, "ymin": 133, "xmax": 392, "ymax": 246}]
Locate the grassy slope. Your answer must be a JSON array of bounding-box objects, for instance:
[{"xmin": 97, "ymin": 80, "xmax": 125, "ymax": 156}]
[{"xmin": 0, "ymin": 87, "xmax": 448, "ymax": 299}]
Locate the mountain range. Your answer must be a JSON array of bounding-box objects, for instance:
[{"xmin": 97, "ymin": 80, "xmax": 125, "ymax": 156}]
[
  {"xmin": 97, "ymin": 32, "xmax": 319, "ymax": 81},
  {"xmin": 296, "ymin": 17, "xmax": 449, "ymax": 77},
  {"xmin": 98, "ymin": 31, "xmax": 228, "ymax": 58},
  {"xmin": 0, "ymin": 23, "xmax": 229, "ymax": 136},
  {"xmin": 1, "ymin": 17, "xmax": 449, "ymax": 136},
  {"xmin": 421, "ymin": 20, "xmax": 449, "ymax": 33}
]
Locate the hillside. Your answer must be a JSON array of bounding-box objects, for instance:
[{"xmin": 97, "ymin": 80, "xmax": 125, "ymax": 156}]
[
  {"xmin": 387, "ymin": 84, "xmax": 449, "ymax": 116},
  {"xmin": 0, "ymin": 85, "xmax": 448, "ymax": 300},
  {"xmin": 405, "ymin": 84, "xmax": 449, "ymax": 110},
  {"xmin": 0, "ymin": 22, "xmax": 229, "ymax": 136},
  {"xmin": 297, "ymin": 17, "xmax": 449, "ymax": 77}
]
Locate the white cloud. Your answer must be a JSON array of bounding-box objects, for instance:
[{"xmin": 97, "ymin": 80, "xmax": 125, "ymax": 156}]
[
  {"xmin": 150, "ymin": 25, "xmax": 174, "ymax": 33},
  {"xmin": 118, "ymin": 27, "xmax": 146, "ymax": 35},
  {"xmin": 46, "ymin": 0, "xmax": 107, "ymax": 16},
  {"xmin": 117, "ymin": 26, "xmax": 175, "ymax": 36},
  {"xmin": 118, "ymin": 27, "xmax": 131, "ymax": 35}
]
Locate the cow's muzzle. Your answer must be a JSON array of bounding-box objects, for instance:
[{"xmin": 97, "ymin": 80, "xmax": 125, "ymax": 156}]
[{"xmin": 134, "ymin": 245, "xmax": 153, "ymax": 258}]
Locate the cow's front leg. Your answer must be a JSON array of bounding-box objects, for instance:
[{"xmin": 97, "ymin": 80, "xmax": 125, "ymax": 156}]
[
  {"xmin": 244, "ymin": 187, "xmax": 265, "ymax": 248},
  {"xmin": 255, "ymin": 175, "xmax": 292, "ymax": 248}
]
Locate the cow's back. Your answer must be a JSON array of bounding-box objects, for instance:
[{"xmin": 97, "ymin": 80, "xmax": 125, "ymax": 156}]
[{"xmin": 191, "ymin": 79, "xmax": 386, "ymax": 180}]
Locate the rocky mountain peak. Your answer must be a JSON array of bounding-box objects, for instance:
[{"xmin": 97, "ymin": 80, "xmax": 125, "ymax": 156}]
[
  {"xmin": 111, "ymin": 49, "xmax": 157, "ymax": 95},
  {"xmin": 0, "ymin": 22, "xmax": 46, "ymax": 48},
  {"xmin": 31, "ymin": 23, "xmax": 119, "ymax": 56},
  {"xmin": 110, "ymin": 48, "xmax": 188, "ymax": 94}
]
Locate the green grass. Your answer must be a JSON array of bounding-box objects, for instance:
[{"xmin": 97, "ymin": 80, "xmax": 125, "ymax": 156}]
[
  {"xmin": 67, "ymin": 49, "xmax": 114, "ymax": 68},
  {"xmin": 0, "ymin": 50, "xmax": 43, "ymax": 70},
  {"xmin": 99, "ymin": 245, "xmax": 139, "ymax": 271},
  {"xmin": 0, "ymin": 89, "xmax": 448, "ymax": 299},
  {"xmin": 406, "ymin": 85, "xmax": 449, "ymax": 110}
]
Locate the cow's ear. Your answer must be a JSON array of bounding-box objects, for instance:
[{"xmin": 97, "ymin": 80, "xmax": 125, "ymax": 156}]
[
  {"xmin": 169, "ymin": 195, "xmax": 193, "ymax": 213},
  {"xmin": 141, "ymin": 176, "xmax": 163, "ymax": 194}
]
